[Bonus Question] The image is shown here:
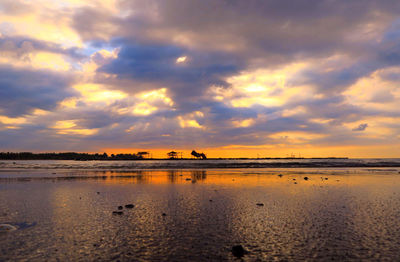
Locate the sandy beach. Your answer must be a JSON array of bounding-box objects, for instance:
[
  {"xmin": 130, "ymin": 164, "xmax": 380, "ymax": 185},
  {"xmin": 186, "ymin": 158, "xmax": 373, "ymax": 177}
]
[{"xmin": 1, "ymin": 166, "xmax": 400, "ymax": 261}]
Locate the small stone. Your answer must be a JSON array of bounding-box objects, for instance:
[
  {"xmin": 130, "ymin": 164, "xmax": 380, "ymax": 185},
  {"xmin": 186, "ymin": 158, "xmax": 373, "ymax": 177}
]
[
  {"xmin": 125, "ymin": 204, "xmax": 134, "ymax": 209},
  {"xmin": 325, "ymin": 178, "xmax": 328, "ymax": 180},
  {"xmin": 231, "ymin": 245, "xmax": 247, "ymax": 258},
  {"xmin": 0, "ymin": 224, "xmax": 17, "ymax": 232},
  {"xmin": 185, "ymin": 178, "xmax": 191, "ymax": 181},
  {"xmin": 304, "ymin": 177, "xmax": 309, "ymax": 181},
  {"xmin": 209, "ymin": 199, "xmax": 213, "ymax": 202},
  {"xmin": 293, "ymin": 178, "xmax": 296, "ymax": 180},
  {"xmin": 278, "ymin": 174, "xmax": 283, "ymax": 177},
  {"xmin": 162, "ymin": 213, "xmax": 167, "ymax": 217},
  {"xmin": 294, "ymin": 182, "xmax": 297, "ymax": 184},
  {"xmin": 97, "ymin": 192, "xmax": 100, "ymax": 194},
  {"xmin": 118, "ymin": 206, "xmax": 123, "ymax": 210},
  {"xmin": 256, "ymin": 203, "xmax": 264, "ymax": 206},
  {"xmin": 112, "ymin": 211, "xmax": 123, "ymax": 215}
]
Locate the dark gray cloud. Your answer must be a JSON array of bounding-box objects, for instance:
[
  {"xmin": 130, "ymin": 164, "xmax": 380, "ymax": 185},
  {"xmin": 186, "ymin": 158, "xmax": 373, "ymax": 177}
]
[
  {"xmin": 98, "ymin": 39, "xmax": 242, "ymax": 114},
  {"xmin": 110, "ymin": 0, "xmax": 400, "ymax": 59},
  {"xmin": 0, "ymin": 66, "xmax": 76, "ymax": 117}
]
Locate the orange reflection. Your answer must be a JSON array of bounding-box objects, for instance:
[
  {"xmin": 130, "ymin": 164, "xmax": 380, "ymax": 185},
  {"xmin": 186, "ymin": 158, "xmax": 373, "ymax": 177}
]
[{"xmin": 60, "ymin": 169, "xmax": 400, "ymax": 188}]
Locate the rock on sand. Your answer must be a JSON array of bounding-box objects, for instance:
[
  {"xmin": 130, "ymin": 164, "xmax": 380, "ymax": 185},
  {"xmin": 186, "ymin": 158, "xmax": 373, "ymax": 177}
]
[{"xmin": 0, "ymin": 224, "xmax": 17, "ymax": 233}]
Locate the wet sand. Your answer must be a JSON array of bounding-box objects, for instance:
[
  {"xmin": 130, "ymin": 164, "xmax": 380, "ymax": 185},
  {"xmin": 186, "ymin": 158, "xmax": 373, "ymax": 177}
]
[{"xmin": 1, "ymin": 169, "xmax": 400, "ymax": 261}]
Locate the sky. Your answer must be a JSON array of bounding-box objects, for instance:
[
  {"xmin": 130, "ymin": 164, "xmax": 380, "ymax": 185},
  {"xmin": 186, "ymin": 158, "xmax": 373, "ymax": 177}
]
[{"xmin": 0, "ymin": 0, "xmax": 400, "ymax": 158}]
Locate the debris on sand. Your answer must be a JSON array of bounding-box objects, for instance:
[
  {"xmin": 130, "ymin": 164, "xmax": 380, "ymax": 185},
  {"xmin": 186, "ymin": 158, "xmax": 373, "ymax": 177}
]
[
  {"xmin": 304, "ymin": 177, "xmax": 309, "ymax": 181},
  {"xmin": 118, "ymin": 206, "xmax": 123, "ymax": 210},
  {"xmin": 112, "ymin": 211, "xmax": 123, "ymax": 215},
  {"xmin": 125, "ymin": 204, "xmax": 134, "ymax": 209},
  {"xmin": 256, "ymin": 203, "xmax": 264, "ymax": 206},
  {"xmin": 162, "ymin": 213, "xmax": 167, "ymax": 217},
  {"xmin": 278, "ymin": 174, "xmax": 283, "ymax": 177}
]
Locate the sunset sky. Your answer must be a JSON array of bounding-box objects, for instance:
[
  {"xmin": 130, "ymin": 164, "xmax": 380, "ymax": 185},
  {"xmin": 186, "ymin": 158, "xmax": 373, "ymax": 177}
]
[{"xmin": 0, "ymin": 0, "xmax": 400, "ymax": 158}]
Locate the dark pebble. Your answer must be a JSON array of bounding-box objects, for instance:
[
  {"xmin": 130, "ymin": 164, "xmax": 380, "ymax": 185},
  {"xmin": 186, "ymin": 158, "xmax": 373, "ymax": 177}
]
[
  {"xmin": 304, "ymin": 177, "xmax": 309, "ymax": 181},
  {"xmin": 125, "ymin": 204, "xmax": 134, "ymax": 209},
  {"xmin": 294, "ymin": 182, "xmax": 297, "ymax": 184},
  {"xmin": 293, "ymin": 178, "xmax": 296, "ymax": 180},
  {"xmin": 96, "ymin": 192, "xmax": 100, "ymax": 194},
  {"xmin": 231, "ymin": 245, "xmax": 248, "ymax": 258},
  {"xmin": 325, "ymin": 178, "xmax": 328, "ymax": 180},
  {"xmin": 118, "ymin": 206, "xmax": 123, "ymax": 210},
  {"xmin": 162, "ymin": 213, "xmax": 167, "ymax": 217},
  {"xmin": 256, "ymin": 203, "xmax": 264, "ymax": 206},
  {"xmin": 209, "ymin": 199, "xmax": 213, "ymax": 202},
  {"xmin": 112, "ymin": 211, "xmax": 123, "ymax": 215},
  {"xmin": 278, "ymin": 174, "xmax": 283, "ymax": 177},
  {"xmin": 185, "ymin": 178, "xmax": 191, "ymax": 181}
]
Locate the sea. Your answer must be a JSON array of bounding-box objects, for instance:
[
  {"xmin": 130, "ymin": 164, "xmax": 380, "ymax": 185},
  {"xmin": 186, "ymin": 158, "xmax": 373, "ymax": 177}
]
[{"xmin": 1, "ymin": 159, "xmax": 400, "ymax": 261}]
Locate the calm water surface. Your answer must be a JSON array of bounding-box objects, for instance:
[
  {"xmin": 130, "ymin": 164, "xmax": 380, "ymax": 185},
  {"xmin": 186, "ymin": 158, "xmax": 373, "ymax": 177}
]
[{"xmin": 1, "ymin": 167, "xmax": 400, "ymax": 261}]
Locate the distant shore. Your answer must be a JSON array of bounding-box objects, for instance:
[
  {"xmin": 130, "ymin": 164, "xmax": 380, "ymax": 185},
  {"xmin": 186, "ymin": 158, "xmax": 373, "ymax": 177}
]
[{"xmin": 0, "ymin": 152, "xmax": 349, "ymax": 161}]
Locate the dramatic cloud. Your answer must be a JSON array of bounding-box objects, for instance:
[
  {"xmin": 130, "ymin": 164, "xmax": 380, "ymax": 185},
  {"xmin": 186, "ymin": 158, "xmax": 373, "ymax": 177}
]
[{"xmin": 0, "ymin": 0, "xmax": 400, "ymax": 157}]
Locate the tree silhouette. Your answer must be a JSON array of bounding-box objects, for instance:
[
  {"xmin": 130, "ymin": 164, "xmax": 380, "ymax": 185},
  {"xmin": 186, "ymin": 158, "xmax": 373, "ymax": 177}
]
[
  {"xmin": 167, "ymin": 151, "xmax": 178, "ymax": 159},
  {"xmin": 191, "ymin": 150, "xmax": 207, "ymax": 159}
]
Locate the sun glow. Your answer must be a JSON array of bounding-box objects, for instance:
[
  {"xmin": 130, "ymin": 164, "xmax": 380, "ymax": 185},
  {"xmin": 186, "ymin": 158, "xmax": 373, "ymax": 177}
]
[{"xmin": 210, "ymin": 63, "xmax": 312, "ymax": 108}]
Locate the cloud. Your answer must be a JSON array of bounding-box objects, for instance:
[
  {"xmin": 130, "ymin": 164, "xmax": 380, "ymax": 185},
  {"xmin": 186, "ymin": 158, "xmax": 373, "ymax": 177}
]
[
  {"xmin": 352, "ymin": 123, "xmax": 368, "ymax": 131},
  {"xmin": 97, "ymin": 40, "xmax": 242, "ymax": 113},
  {"xmin": 0, "ymin": 66, "xmax": 76, "ymax": 117},
  {"xmin": 0, "ymin": 0, "xmax": 400, "ymax": 156}
]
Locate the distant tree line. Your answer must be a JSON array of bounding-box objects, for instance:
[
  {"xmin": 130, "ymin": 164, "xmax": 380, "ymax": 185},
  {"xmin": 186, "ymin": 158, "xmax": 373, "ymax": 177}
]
[{"xmin": 0, "ymin": 152, "xmax": 148, "ymax": 160}]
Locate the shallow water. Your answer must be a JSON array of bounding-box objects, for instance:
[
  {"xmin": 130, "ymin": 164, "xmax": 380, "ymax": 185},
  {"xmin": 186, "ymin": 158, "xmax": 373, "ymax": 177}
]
[
  {"xmin": 1, "ymin": 169, "xmax": 400, "ymax": 261},
  {"xmin": 1, "ymin": 158, "xmax": 400, "ymax": 170}
]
